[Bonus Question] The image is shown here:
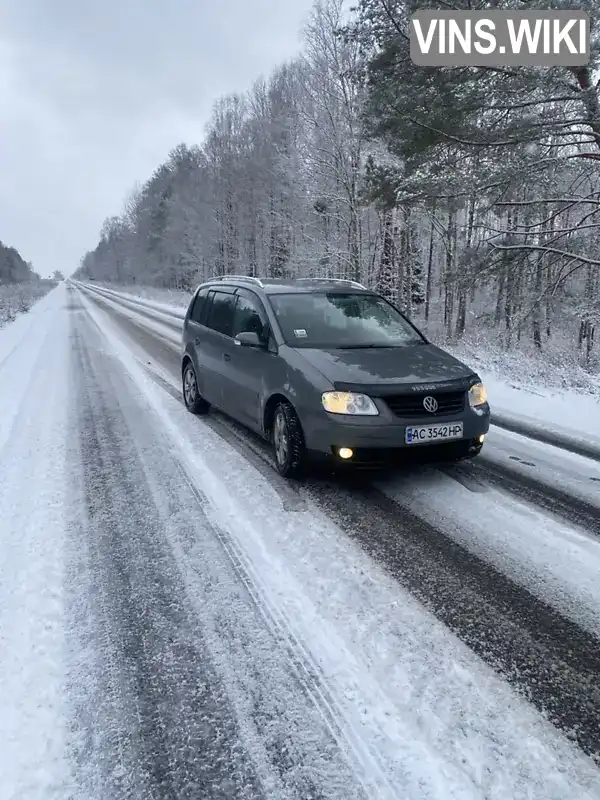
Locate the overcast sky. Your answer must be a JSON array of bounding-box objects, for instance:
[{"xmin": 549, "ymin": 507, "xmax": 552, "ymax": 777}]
[{"xmin": 0, "ymin": 0, "xmax": 315, "ymax": 277}]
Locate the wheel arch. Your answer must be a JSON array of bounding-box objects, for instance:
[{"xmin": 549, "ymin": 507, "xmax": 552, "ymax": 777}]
[
  {"xmin": 263, "ymin": 392, "xmax": 296, "ymax": 438},
  {"xmin": 181, "ymin": 354, "xmax": 193, "ymax": 378}
]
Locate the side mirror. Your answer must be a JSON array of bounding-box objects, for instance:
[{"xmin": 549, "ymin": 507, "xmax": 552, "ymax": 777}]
[{"xmin": 234, "ymin": 331, "xmax": 265, "ymax": 348}]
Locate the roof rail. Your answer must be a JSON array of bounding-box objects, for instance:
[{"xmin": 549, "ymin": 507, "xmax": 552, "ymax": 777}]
[
  {"xmin": 295, "ymin": 277, "xmax": 368, "ymax": 290},
  {"xmin": 210, "ymin": 274, "xmax": 265, "ymax": 288}
]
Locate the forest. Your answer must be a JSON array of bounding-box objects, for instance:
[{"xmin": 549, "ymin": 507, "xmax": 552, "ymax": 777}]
[
  {"xmin": 0, "ymin": 240, "xmax": 38, "ymax": 285},
  {"xmin": 74, "ymin": 0, "xmax": 600, "ymax": 375},
  {"xmin": 0, "ymin": 240, "xmax": 61, "ymax": 326}
]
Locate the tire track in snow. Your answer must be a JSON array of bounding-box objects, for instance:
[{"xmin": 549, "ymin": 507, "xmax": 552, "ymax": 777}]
[
  {"xmin": 71, "ymin": 321, "xmax": 265, "ymax": 800},
  {"xmin": 465, "ymin": 457, "xmax": 600, "ymax": 538},
  {"xmin": 70, "ymin": 306, "xmax": 388, "ymax": 800},
  {"xmin": 305, "ymin": 476, "xmax": 600, "ymax": 765}
]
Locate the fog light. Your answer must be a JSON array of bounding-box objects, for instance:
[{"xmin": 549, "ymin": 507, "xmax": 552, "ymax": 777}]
[
  {"xmin": 478, "ymin": 434, "xmax": 485, "ymax": 444},
  {"xmin": 338, "ymin": 447, "xmax": 354, "ymax": 460}
]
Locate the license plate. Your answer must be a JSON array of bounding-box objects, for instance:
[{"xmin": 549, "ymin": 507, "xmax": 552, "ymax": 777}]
[{"xmin": 405, "ymin": 422, "xmax": 463, "ymax": 444}]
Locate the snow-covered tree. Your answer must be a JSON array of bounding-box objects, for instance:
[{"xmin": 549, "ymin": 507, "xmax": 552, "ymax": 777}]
[{"xmin": 73, "ymin": 0, "xmax": 600, "ymax": 372}]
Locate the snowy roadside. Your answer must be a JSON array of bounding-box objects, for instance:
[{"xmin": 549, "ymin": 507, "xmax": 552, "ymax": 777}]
[
  {"xmin": 430, "ymin": 327, "xmax": 600, "ymax": 449},
  {"xmin": 0, "ymin": 283, "xmax": 74, "ymax": 799},
  {"xmin": 0, "ymin": 285, "xmax": 63, "ymax": 448},
  {"xmin": 481, "ymin": 373, "xmax": 600, "ymax": 447},
  {"xmin": 0, "ymin": 281, "xmax": 58, "ymax": 328},
  {"xmin": 77, "ymin": 287, "xmax": 600, "ymax": 799},
  {"xmin": 445, "ymin": 342, "xmax": 600, "ymax": 451}
]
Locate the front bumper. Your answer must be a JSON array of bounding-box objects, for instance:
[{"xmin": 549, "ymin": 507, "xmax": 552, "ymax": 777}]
[{"xmin": 302, "ymin": 405, "xmax": 490, "ymax": 464}]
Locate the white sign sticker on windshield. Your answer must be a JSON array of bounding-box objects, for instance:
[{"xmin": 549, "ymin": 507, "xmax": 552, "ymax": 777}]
[{"xmin": 294, "ymin": 328, "xmax": 307, "ymax": 338}]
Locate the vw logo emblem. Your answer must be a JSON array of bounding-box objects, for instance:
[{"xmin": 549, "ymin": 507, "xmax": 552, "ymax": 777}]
[{"xmin": 423, "ymin": 396, "xmax": 438, "ymax": 413}]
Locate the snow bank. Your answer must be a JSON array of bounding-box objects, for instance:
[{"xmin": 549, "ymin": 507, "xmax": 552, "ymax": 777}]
[
  {"xmin": 483, "ymin": 373, "xmax": 600, "ymax": 449},
  {"xmin": 0, "ymin": 281, "xmax": 57, "ymax": 327},
  {"xmin": 0, "ymin": 284, "xmax": 74, "ymax": 799},
  {"xmin": 88, "ymin": 281, "xmax": 191, "ymax": 311}
]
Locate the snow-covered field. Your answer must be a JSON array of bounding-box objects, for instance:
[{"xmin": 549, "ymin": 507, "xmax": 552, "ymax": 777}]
[{"xmin": 1, "ymin": 281, "xmax": 600, "ymax": 799}]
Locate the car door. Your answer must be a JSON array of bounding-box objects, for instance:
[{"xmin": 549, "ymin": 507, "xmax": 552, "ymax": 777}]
[
  {"xmin": 200, "ymin": 288, "xmax": 237, "ymax": 409},
  {"xmin": 224, "ymin": 288, "xmax": 276, "ymax": 432}
]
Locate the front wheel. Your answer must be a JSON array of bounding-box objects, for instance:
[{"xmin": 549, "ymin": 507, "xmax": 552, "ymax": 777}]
[
  {"xmin": 272, "ymin": 402, "xmax": 305, "ymax": 478},
  {"xmin": 182, "ymin": 362, "xmax": 210, "ymax": 415}
]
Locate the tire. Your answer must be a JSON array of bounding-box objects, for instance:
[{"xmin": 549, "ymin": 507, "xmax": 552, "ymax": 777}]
[
  {"xmin": 182, "ymin": 361, "xmax": 210, "ymax": 415},
  {"xmin": 272, "ymin": 401, "xmax": 305, "ymax": 478}
]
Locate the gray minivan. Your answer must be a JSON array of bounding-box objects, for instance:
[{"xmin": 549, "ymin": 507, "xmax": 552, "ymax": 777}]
[{"xmin": 181, "ymin": 276, "xmax": 490, "ymax": 477}]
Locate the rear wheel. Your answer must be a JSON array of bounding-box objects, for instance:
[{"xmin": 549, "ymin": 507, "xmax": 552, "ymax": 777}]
[
  {"xmin": 272, "ymin": 401, "xmax": 305, "ymax": 478},
  {"xmin": 182, "ymin": 361, "xmax": 210, "ymax": 415}
]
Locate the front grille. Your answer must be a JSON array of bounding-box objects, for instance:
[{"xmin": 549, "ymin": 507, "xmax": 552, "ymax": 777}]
[{"xmin": 383, "ymin": 390, "xmax": 466, "ymax": 418}]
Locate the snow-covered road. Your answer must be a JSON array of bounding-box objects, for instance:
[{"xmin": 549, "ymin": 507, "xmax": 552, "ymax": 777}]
[{"xmin": 1, "ymin": 282, "xmax": 600, "ymax": 800}]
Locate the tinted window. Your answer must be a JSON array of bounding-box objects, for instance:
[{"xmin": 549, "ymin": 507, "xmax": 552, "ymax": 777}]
[
  {"xmin": 206, "ymin": 291, "xmax": 236, "ymax": 337},
  {"xmin": 269, "ymin": 292, "xmax": 425, "ymax": 348},
  {"xmin": 190, "ymin": 287, "xmax": 210, "ymax": 324},
  {"xmin": 232, "ymin": 293, "xmax": 265, "ymax": 339}
]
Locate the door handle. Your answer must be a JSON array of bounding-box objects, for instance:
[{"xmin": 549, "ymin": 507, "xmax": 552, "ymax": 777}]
[
  {"xmin": 194, "ymin": 337, "xmax": 201, "ymax": 345},
  {"xmin": 223, "ymin": 353, "xmax": 231, "ymax": 361}
]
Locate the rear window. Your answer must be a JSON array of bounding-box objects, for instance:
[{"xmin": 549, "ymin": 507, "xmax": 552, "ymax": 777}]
[{"xmin": 206, "ymin": 291, "xmax": 236, "ymax": 337}]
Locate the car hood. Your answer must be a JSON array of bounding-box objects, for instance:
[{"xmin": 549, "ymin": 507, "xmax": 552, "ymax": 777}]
[{"xmin": 296, "ymin": 343, "xmax": 476, "ymax": 391}]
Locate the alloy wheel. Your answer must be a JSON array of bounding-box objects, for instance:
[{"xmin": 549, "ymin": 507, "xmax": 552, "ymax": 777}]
[
  {"xmin": 183, "ymin": 366, "xmax": 197, "ymax": 407},
  {"xmin": 273, "ymin": 409, "xmax": 289, "ymax": 466}
]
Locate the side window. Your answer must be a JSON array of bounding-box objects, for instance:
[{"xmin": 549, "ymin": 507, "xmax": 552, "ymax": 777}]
[
  {"xmin": 190, "ymin": 287, "xmax": 210, "ymax": 324},
  {"xmin": 232, "ymin": 293, "xmax": 266, "ymax": 339},
  {"xmin": 206, "ymin": 291, "xmax": 236, "ymax": 337}
]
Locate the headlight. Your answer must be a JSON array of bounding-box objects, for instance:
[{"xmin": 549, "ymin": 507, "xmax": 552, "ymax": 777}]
[
  {"xmin": 322, "ymin": 391, "xmax": 379, "ymax": 416},
  {"xmin": 468, "ymin": 382, "xmax": 487, "ymax": 408}
]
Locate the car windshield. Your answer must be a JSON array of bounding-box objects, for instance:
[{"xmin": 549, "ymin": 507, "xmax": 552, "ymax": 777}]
[{"xmin": 269, "ymin": 292, "xmax": 425, "ymax": 348}]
